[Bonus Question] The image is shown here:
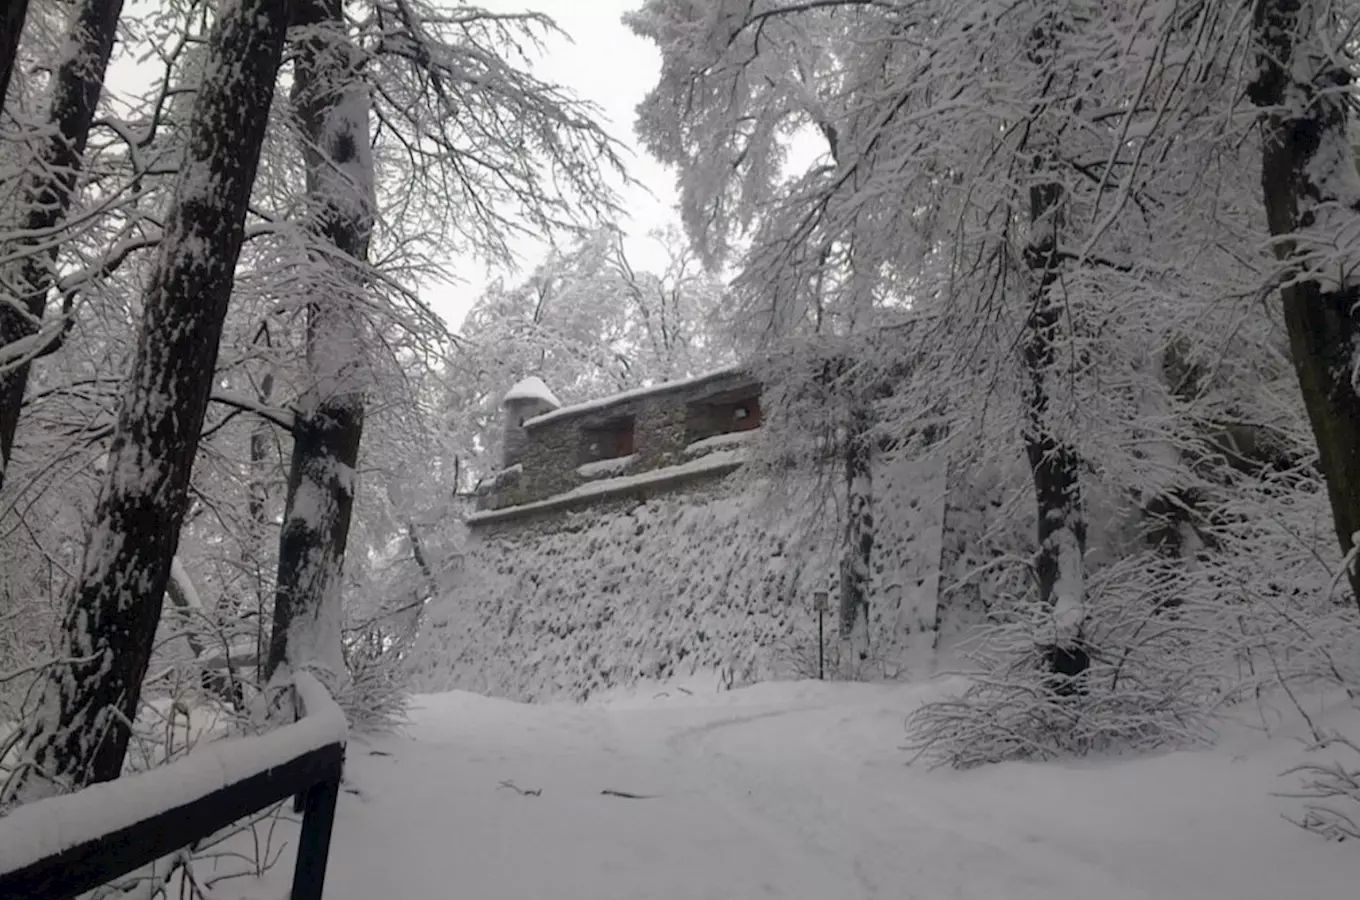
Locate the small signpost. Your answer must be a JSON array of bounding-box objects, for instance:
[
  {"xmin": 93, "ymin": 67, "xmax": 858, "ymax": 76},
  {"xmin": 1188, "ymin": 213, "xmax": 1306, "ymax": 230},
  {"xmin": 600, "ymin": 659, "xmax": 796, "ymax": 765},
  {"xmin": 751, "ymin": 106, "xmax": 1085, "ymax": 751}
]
[{"xmin": 812, "ymin": 591, "xmax": 829, "ymax": 680}]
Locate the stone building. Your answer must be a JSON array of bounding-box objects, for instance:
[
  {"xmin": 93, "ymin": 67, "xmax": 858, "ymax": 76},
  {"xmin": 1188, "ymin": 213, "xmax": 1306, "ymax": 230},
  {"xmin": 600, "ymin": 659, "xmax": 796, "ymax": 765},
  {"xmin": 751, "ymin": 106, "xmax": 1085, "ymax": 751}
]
[
  {"xmin": 472, "ymin": 366, "xmax": 765, "ymax": 526},
  {"xmin": 409, "ymin": 366, "xmax": 955, "ymax": 701}
]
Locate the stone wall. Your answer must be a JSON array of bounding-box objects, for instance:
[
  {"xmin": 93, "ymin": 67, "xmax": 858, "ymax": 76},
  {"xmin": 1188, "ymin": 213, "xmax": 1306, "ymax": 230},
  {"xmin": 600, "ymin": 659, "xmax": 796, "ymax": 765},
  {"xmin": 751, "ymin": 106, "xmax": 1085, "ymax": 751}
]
[
  {"xmin": 410, "ymin": 450, "xmax": 950, "ymax": 701},
  {"xmin": 422, "ymin": 368, "xmax": 992, "ymax": 700}
]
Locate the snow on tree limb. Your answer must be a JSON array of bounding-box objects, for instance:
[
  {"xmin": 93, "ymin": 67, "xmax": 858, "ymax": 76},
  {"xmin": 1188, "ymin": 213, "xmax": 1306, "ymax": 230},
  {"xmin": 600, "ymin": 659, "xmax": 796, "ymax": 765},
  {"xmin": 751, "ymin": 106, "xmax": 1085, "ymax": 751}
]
[
  {"xmin": 361, "ymin": 0, "xmax": 630, "ymax": 261},
  {"xmin": 0, "ymin": 0, "xmax": 126, "ymax": 493}
]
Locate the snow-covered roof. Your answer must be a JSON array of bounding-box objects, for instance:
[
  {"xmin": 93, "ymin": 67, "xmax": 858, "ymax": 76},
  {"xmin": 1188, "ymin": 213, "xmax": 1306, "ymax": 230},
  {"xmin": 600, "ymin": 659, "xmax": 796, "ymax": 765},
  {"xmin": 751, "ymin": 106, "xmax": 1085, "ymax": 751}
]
[
  {"xmin": 502, "ymin": 376, "xmax": 561, "ymax": 410},
  {"xmin": 524, "ymin": 365, "xmax": 750, "ymax": 428}
]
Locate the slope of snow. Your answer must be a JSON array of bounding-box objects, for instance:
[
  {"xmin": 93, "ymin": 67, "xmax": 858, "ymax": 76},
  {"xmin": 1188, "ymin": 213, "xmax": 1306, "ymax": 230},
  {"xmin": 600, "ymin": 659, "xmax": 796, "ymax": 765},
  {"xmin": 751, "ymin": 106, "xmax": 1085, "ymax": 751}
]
[
  {"xmin": 411, "ymin": 453, "xmax": 947, "ymax": 701},
  {"xmin": 220, "ymin": 680, "xmax": 1360, "ymax": 900}
]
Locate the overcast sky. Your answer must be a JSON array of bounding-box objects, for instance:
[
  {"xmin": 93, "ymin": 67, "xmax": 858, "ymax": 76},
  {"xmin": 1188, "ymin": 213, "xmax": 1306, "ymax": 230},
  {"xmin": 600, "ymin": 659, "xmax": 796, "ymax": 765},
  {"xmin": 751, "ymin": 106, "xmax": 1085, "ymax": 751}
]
[
  {"xmin": 423, "ymin": 0, "xmax": 680, "ymax": 329},
  {"xmin": 101, "ymin": 1, "xmax": 681, "ymax": 332}
]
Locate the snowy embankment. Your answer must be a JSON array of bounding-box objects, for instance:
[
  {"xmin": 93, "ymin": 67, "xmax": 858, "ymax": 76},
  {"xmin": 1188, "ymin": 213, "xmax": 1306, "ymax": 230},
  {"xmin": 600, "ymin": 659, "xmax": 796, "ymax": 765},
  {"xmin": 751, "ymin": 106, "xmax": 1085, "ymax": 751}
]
[
  {"xmin": 230, "ymin": 678, "xmax": 1360, "ymax": 900},
  {"xmin": 407, "ymin": 454, "xmax": 947, "ymax": 701}
]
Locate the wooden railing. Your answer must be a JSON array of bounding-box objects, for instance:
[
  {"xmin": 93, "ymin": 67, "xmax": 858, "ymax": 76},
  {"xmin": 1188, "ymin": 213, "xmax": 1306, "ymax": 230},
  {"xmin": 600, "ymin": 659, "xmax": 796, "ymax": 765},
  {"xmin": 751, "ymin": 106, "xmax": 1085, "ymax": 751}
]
[{"xmin": 0, "ymin": 672, "xmax": 347, "ymax": 900}]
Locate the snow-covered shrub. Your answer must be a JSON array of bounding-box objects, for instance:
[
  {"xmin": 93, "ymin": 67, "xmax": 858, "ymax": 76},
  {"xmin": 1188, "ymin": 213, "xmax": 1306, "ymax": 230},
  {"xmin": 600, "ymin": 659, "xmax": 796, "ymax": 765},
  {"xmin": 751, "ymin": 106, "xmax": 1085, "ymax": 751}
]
[
  {"xmin": 1282, "ymin": 733, "xmax": 1360, "ymax": 842},
  {"xmin": 339, "ymin": 636, "xmax": 412, "ymax": 734},
  {"xmin": 1203, "ymin": 469, "xmax": 1360, "ymax": 694},
  {"xmin": 771, "ymin": 626, "xmax": 902, "ymax": 682},
  {"xmin": 905, "ymin": 553, "xmax": 1233, "ymax": 768}
]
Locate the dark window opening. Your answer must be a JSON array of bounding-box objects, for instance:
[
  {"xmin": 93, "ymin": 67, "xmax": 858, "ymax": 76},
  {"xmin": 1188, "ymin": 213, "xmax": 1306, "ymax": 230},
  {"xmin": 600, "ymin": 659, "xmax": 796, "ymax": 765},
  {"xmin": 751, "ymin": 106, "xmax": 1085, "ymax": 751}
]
[
  {"xmin": 580, "ymin": 416, "xmax": 636, "ymax": 464},
  {"xmin": 685, "ymin": 392, "xmax": 763, "ymax": 444}
]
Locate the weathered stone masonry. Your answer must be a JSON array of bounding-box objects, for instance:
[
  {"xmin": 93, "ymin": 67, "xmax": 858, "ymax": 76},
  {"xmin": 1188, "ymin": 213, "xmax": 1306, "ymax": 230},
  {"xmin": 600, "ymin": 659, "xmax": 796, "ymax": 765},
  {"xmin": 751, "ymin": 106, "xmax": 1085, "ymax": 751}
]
[
  {"xmin": 407, "ymin": 368, "xmax": 994, "ymax": 699},
  {"xmin": 477, "ymin": 368, "xmax": 762, "ymax": 517}
]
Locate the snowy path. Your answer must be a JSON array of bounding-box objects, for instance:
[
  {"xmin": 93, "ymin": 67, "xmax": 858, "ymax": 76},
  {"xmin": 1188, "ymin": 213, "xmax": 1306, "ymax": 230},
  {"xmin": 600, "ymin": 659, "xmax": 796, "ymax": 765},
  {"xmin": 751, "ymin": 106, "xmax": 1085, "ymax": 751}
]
[{"xmin": 270, "ymin": 680, "xmax": 1358, "ymax": 900}]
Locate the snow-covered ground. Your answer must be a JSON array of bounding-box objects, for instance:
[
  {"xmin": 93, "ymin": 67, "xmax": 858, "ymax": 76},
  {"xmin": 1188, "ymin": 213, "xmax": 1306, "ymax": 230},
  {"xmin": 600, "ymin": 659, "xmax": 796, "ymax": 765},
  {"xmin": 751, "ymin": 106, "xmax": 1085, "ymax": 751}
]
[{"xmin": 227, "ymin": 676, "xmax": 1360, "ymax": 900}]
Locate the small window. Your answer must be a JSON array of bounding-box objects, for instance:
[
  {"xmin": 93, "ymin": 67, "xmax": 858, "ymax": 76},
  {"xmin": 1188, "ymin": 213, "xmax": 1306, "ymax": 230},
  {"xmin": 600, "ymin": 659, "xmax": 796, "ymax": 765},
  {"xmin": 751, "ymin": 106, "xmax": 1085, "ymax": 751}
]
[
  {"xmin": 580, "ymin": 416, "xmax": 635, "ymax": 463},
  {"xmin": 685, "ymin": 394, "xmax": 763, "ymax": 443}
]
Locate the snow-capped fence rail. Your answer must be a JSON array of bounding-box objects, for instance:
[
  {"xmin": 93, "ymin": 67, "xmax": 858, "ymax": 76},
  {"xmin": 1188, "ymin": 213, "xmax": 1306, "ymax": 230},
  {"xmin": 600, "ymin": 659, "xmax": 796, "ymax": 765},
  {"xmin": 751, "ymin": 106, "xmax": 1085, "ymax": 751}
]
[{"xmin": 0, "ymin": 671, "xmax": 348, "ymax": 900}]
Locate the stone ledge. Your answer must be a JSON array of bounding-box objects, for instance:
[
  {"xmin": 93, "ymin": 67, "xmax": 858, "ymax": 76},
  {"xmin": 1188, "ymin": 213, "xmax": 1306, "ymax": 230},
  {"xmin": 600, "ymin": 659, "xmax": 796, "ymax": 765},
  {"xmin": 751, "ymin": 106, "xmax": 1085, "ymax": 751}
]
[{"xmin": 466, "ymin": 450, "xmax": 746, "ymax": 527}]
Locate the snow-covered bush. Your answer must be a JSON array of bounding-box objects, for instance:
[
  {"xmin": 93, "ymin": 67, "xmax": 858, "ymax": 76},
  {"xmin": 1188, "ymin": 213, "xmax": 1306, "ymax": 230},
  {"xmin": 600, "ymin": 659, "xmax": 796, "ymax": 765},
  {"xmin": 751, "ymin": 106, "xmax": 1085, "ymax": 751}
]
[
  {"xmin": 905, "ymin": 553, "xmax": 1234, "ymax": 768},
  {"xmin": 1282, "ymin": 733, "xmax": 1360, "ymax": 842},
  {"xmin": 905, "ymin": 447, "xmax": 1360, "ymax": 772},
  {"xmin": 339, "ymin": 636, "xmax": 412, "ymax": 735},
  {"xmin": 771, "ymin": 626, "xmax": 902, "ymax": 682}
]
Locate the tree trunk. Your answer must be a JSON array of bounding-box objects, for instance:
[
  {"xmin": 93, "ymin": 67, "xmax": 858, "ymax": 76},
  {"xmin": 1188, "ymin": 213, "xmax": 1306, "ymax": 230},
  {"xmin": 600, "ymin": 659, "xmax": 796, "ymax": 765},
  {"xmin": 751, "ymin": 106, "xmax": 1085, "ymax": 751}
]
[
  {"xmin": 0, "ymin": 0, "xmax": 123, "ymax": 490},
  {"xmin": 839, "ymin": 405, "xmax": 874, "ymax": 658},
  {"xmin": 0, "ymin": 0, "xmax": 30, "ymax": 115},
  {"xmin": 266, "ymin": 0, "xmax": 374, "ymax": 684},
  {"xmin": 166, "ymin": 556, "xmax": 244, "ymax": 708},
  {"xmin": 1024, "ymin": 172, "xmax": 1090, "ymax": 682},
  {"xmin": 267, "ymin": 388, "xmax": 365, "ymax": 682},
  {"xmin": 246, "ymin": 368, "xmax": 276, "ymax": 679},
  {"xmin": 1018, "ymin": 8, "xmax": 1089, "ymax": 682},
  {"xmin": 2, "ymin": 0, "xmax": 292, "ymax": 804},
  {"xmin": 1249, "ymin": 0, "xmax": 1360, "ymax": 610},
  {"xmin": 165, "ymin": 557, "xmax": 208, "ymax": 661}
]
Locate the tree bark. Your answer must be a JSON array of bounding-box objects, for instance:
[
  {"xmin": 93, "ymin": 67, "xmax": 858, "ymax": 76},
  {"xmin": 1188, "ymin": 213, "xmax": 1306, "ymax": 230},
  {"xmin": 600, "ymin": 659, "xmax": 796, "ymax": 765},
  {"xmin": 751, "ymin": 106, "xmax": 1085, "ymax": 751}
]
[
  {"xmin": 1019, "ymin": 11, "xmax": 1089, "ymax": 683},
  {"xmin": 0, "ymin": 0, "xmax": 30, "ymax": 116},
  {"xmin": 266, "ymin": 0, "xmax": 374, "ymax": 684},
  {"xmin": 839, "ymin": 404, "xmax": 874, "ymax": 656},
  {"xmin": 0, "ymin": 0, "xmax": 123, "ymax": 490},
  {"xmin": 1022, "ymin": 181, "xmax": 1087, "ymax": 618},
  {"xmin": 245, "ymin": 367, "xmax": 276, "ymax": 678},
  {"xmin": 165, "ymin": 557, "xmax": 208, "ymax": 661},
  {"xmin": 1248, "ymin": 0, "xmax": 1360, "ymax": 610},
  {"xmin": 267, "ymin": 391, "xmax": 365, "ymax": 682},
  {"xmin": 1024, "ymin": 173, "xmax": 1090, "ymax": 682},
  {"xmin": 3, "ymin": 0, "xmax": 292, "ymax": 803}
]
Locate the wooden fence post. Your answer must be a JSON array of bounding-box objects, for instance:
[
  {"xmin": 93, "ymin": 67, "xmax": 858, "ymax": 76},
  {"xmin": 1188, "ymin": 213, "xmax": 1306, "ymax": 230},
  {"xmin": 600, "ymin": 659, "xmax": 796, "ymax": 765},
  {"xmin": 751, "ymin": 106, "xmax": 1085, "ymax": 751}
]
[{"xmin": 290, "ymin": 762, "xmax": 343, "ymax": 900}]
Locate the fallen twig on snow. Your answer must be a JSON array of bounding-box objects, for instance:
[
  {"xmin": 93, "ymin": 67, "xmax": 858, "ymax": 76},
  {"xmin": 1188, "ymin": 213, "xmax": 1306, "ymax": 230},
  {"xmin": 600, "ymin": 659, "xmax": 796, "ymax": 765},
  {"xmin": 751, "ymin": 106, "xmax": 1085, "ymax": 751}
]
[
  {"xmin": 498, "ymin": 780, "xmax": 542, "ymax": 797},
  {"xmin": 652, "ymin": 687, "xmax": 695, "ymax": 699},
  {"xmin": 600, "ymin": 789, "xmax": 657, "ymax": 799}
]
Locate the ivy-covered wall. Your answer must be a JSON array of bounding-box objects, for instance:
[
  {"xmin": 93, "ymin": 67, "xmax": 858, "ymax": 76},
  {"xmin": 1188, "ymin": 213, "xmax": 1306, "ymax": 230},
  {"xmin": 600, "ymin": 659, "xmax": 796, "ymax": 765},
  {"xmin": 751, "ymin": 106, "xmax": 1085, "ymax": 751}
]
[{"xmin": 408, "ymin": 452, "xmax": 949, "ymax": 701}]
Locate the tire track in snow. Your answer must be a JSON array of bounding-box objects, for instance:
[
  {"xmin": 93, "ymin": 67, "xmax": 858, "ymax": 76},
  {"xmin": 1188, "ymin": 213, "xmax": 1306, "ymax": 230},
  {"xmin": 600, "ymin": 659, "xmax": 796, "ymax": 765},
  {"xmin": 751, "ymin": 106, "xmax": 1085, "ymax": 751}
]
[
  {"xmin": 661, "ymin": 698, "xmax": 1158, "ymax": 900},
  {"xmin": 651, "ymin": 702, "xmax": 881, "ymax": 898},
  {"xmin": 661, "ymin": 700, "xmax": 889, "ymax": 898}
]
